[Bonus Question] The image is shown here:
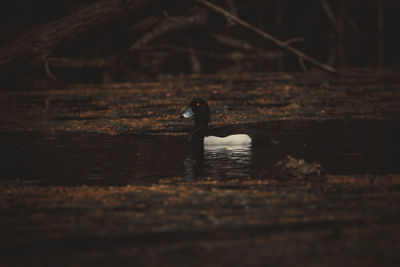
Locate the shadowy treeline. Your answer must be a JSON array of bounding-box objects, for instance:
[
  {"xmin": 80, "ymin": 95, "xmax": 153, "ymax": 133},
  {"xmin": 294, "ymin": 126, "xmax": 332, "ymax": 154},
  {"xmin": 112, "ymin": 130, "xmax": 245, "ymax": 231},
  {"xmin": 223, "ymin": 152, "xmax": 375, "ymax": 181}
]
[{"xmin": 0, "ymin": 0, "xmax": 398, "ymax": 85}]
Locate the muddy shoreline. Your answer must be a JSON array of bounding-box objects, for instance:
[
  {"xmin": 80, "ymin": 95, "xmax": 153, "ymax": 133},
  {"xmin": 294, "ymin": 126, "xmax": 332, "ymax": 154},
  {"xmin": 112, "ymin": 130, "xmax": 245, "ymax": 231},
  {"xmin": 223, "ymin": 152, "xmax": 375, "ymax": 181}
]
[
  {"xmin": 1, "ymin": 69, "xmax": 399, "ymax": 135},
  {"xmin": 2, "ymin": 175, "xmax": 400, "ymax": 266}
]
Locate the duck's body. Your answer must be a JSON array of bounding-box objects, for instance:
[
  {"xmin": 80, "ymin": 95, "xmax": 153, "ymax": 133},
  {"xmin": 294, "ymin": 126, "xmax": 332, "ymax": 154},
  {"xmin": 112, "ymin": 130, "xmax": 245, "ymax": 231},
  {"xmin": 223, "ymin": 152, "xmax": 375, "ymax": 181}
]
[
  {"xmin": 204, "ymin": 134, "xmax": 251, "ymax": 146},
  {"xmin": 182, "ymin": 98, "xmax": 275, "ymax": 147}
]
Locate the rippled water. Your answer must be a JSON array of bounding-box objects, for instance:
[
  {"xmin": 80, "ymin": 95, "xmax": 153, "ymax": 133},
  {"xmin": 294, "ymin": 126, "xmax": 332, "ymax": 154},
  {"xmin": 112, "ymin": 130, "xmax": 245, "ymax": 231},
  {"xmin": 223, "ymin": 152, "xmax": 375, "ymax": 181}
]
[{"xmin": 1, "ymin": 120, "xmax": 399, "ymax": 185}]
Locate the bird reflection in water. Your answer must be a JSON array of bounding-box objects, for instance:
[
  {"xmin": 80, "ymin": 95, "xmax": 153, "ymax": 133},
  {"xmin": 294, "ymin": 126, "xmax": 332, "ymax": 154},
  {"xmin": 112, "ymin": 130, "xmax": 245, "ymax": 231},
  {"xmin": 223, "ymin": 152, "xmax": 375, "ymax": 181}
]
[{"xmin": 184, "ymin": 144, "xmax": 252, "ymax": 180}]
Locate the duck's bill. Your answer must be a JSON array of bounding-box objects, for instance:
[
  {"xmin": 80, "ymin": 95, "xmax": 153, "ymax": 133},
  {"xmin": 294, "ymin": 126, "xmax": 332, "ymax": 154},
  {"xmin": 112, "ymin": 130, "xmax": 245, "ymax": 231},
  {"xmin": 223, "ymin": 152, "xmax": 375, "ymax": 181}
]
[{"xmin": 183, "ymin": 107, "xmax": 194, "ymax": 118}]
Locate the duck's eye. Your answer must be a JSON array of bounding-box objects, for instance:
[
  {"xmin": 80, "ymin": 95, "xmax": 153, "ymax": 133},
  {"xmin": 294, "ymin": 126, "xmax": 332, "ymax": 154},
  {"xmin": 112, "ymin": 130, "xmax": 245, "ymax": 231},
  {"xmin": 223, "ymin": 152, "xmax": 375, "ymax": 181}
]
[{"xmin": 196, "ymin": 102, "xmax": 200, "ymax": 107}]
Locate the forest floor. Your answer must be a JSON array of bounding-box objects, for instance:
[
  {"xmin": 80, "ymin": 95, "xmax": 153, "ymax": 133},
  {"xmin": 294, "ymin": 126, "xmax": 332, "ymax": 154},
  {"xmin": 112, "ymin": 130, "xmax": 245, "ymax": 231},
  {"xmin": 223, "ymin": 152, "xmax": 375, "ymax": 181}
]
[{"xmin": 1, "ymin": 68, "xmax": 400, "ymax": 266}]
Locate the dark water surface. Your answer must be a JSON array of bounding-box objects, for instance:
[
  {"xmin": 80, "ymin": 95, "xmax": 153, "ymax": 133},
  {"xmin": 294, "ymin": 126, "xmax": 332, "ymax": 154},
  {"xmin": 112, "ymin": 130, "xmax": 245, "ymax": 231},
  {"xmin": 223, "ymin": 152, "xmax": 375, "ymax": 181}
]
[{"xmin": 1, "ymin": 120, "xmax": 399, "ymax": 185}]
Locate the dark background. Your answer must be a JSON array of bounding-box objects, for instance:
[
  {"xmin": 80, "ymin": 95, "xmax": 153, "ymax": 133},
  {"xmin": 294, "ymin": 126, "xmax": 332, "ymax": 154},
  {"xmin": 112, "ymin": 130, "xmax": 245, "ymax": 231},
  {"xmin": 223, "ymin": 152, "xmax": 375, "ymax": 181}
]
[{"xmin": 0, "ymin": 0, "xmax": 398, "ymax": 83}]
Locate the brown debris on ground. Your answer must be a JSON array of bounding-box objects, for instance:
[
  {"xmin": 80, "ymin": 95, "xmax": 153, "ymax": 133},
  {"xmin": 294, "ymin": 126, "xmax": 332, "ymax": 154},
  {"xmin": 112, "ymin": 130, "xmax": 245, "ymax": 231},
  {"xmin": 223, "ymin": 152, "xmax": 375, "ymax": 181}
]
[
  {"xmin": 0, "ymin": 69, "xmax": 399, "ymax": 135},
  {"xmin": 1, "ymin": 174, "xmax": 400, "ymax": 266}
]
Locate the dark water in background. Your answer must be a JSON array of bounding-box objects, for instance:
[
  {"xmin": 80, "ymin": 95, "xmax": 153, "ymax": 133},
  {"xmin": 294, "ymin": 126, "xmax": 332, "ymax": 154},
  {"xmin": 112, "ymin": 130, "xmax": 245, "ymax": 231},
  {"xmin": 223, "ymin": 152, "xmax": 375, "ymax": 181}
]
[{"xmin": 1, "ymin": 120, "xmax": 399, "ymax": 186}]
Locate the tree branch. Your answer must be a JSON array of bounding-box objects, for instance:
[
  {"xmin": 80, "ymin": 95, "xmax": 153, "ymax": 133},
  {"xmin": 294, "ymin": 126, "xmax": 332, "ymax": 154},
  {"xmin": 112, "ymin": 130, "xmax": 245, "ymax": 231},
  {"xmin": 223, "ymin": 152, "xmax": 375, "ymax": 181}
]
[
  {"xmin": 210, "ymin": 33, "xmax": 284, "ymax": 59},
  {"xmin": 196, "ymin": 0, "xmax": 335, "ymax": 73},
  {"xmin": 0, "ymin": 0, "xmax": 152, "ymax": 68},
  {"xmin": 46, "ymin": 57, "xmax": 110, "ymax": 68},
  {"xmin": 129, "ymin": 8, "xmax": 208, "ymax": 50}
]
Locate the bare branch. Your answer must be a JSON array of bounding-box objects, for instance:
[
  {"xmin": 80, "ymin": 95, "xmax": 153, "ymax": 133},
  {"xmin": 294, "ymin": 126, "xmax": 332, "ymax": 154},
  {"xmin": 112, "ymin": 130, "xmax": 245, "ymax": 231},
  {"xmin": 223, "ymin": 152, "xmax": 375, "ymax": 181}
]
[
  {"xmin": 132, "ymin": 44, "xmax": 230, "ymax": 60},
  {"xmin": 196, "ymin": 0, "xmax": 335, "ymax": 73},
  {"xmin": 130, "ymin": 8, "xmax": 208, "ymax": 50},
  {"xmin": 211, "ymin": 33, "xmax": 253, "ymax": 51},
  {"xmin": 46, "ymin": 57, "xmax": 109, "ymax": 68},
  {"xmin": 44, "ymin": 61, "xmax": 57, "ymax": 80},
  {"xmin": 210, "ymin": 33, "xmax": 284, "ymax": 59},
  {"xmin": 226, "ymin": 0, "xmax": 239, "ymax": 17},
  {"xmin": 0, "ymin": 0, "xmax": 151, "ymax": 68},
  {"xmin": 321, "ymin": 0, "xmax": 337, "ymax": 29},
  {"xmin": 377, "ymin": 0, "xmax": 384, "ymax": 66},
  {"xmin": 298, "ymin": 57, "xmax": 308, "ymax": 74},
  {"xmin": 283, "ymin": 37, "xmax": 305, "ymax": 46}
]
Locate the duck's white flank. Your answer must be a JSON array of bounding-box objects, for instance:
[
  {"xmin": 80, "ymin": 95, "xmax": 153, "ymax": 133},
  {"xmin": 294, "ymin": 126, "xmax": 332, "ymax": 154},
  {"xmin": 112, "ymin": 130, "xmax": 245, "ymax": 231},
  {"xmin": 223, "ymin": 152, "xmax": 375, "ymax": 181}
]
[{"xmin": 204, "ymin": 134, "xmax": 252, "ymax": 146}]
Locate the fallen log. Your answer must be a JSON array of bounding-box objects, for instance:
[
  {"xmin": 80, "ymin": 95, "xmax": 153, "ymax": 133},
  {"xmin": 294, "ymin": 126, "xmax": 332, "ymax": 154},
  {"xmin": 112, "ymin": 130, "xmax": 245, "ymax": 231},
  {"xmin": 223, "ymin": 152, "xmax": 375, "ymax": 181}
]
[{"xmin": 0, "ymin": 0, "xmax": 152, "ymax": 68}]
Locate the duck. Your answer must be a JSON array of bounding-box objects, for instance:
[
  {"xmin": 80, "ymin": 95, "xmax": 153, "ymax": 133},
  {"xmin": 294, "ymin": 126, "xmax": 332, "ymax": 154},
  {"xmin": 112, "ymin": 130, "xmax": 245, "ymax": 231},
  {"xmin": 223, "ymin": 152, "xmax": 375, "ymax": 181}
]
[{"xmin": 182, "ymin": 98, "xmax": 276, "ymax": 147}]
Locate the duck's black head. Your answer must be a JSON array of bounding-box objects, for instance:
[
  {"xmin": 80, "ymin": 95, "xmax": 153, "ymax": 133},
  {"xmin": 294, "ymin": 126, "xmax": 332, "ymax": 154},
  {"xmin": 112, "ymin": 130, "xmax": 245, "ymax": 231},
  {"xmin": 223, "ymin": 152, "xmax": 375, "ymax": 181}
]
[{"xmin": 183, "ymin": 98, "xmax": 210, "ymax": 128}]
